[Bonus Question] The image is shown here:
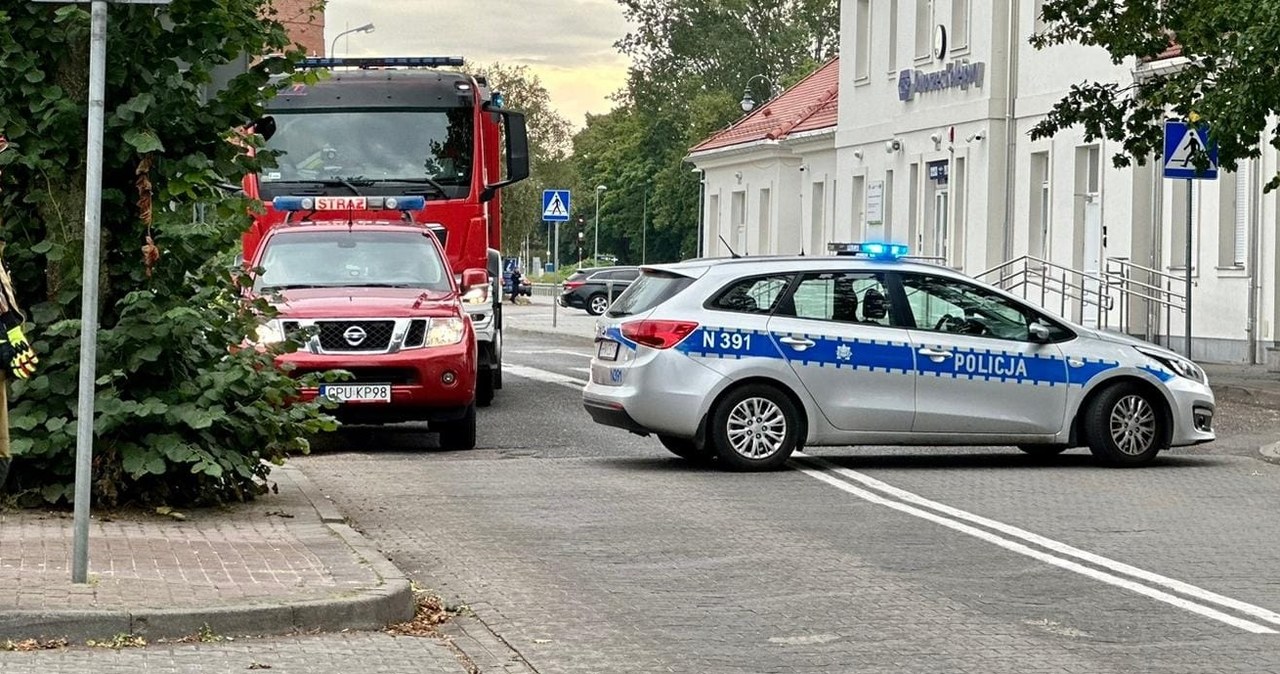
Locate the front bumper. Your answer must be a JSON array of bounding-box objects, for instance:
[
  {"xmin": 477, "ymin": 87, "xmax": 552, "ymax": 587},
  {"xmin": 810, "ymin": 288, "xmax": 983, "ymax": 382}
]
[
  {"xmin": 1166, "ymin": 376, "xmax": 1216, "ymax": 446},
  {"xmin": 464, "ymin": 303, "xmax": 496, "ymax": 343},
  {"xmin": 281, "ymin": 341, "xmax": 475, "ymax": 423}
]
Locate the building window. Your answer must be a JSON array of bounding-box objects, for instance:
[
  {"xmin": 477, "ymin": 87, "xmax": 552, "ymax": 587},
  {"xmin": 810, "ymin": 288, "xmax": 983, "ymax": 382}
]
[
  {"xmin": 887, "ymin": 0, "xmax": 899, "ymax": 73},
  {"xmin": 708, "ymin": 194, "xmax": 720, "ymax": 257},
  {"xmin": 915, "ymin": 0, "xmax": 932, "ymax": 61},
  {"xmin": 1029, "ymin": 151, "xmax": 1050, "ymax": 259},
  {"xmin": 1218, "ymin": 162, "xmax": 1249, "ymax": 268},
  {"xmin": 884, "ymin": 169, "xmax": 895, "ymax": 240},
  {"xmin": 855, "ymin": 0, "xmax": 872, "ymax": 81},
  {"xmin": 811, "ymin": 181, "xmax": 826, "ymax": 255},
  {"xmin": 951, "ymin": 0, "xmax": 969, "ymax": 52},
  {"xmin": 1170, "ymin": 181, "xmax": 1199, "ymax": 272},
  {"xmin": 1033, "ymin": 0, "xmax": 1046, "ymax": 33},
  {"xmin": 731, "ymin": 190, "xmax": 747, "ymax": 254}
]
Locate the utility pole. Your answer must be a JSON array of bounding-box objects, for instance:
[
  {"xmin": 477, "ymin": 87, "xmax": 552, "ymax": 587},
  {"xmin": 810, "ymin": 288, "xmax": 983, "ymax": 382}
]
[
  {"xmin": 594, "ymin": 185, "xmax": 607, "ymax": 265},
  {"xmin": 641, "ymin": 182, "xmax": 649, "ymax": 264}
]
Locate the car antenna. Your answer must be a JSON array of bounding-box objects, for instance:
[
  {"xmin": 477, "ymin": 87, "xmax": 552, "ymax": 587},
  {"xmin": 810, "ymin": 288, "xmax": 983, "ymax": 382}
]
[{"xmin": 719, "ymin": 235, "xmax": 742, "ymax": 259}]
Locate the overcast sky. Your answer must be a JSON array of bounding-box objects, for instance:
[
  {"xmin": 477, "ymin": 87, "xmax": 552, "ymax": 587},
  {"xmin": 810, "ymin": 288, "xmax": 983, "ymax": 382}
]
[{"xmin": 323, "ymin": 0, "xmax": 633, "ymax": 128}]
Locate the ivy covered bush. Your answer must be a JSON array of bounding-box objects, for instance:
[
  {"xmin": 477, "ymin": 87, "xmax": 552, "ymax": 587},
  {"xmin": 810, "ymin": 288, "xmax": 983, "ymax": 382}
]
[{"xmin": 0, "ymin": 0, "xmax": 336, "ymax": 506}]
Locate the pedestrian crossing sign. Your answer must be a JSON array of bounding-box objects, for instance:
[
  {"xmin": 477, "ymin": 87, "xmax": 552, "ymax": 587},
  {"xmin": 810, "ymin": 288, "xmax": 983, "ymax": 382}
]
[
  {"xmin": 1163, "ymin": 121, "xmax": 1218, "ymax": 180},
  {"xmin": 542, "ymin": 189, "xmax": 571, "ymax": 222}
]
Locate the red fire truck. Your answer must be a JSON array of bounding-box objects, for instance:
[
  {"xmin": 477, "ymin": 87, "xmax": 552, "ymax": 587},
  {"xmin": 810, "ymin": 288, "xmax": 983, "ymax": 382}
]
[{"xmin": 242, "ymin": 56, "xmax": 529, "ymax": 407}]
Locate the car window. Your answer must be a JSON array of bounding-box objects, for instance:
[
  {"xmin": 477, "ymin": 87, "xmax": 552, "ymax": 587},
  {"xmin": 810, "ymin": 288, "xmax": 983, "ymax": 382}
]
[
  {"xmin": 254, "ymin": 230, "xmax": 450, "ymax": 292},
  {"xmin": 605, "ymin": 270, "xmax": 696, "ymax": 317},
  {"xmin": 709, "ymin": 274, "xmax": 793, "ymax": 314},
  {"xmin": 900, "ymin": 273, "xmax": 1068, "ymax": 341},
  {"xmin": 778, "ymin": 272, "xmax": 896, "ymax": 326},
  {"xmin": 617, "ymin": 269, "xmax": 640, "ymax": 281}
]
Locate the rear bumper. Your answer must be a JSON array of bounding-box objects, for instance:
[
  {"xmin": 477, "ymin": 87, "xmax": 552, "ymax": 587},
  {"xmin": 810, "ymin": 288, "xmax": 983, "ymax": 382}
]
[
  {"xmin": 583, "ymin": 396, "xmax": 649, "ymax": 435},
  {"xmin": 280, "ymin": 340, "xmax": 475, "ymax": 422}
]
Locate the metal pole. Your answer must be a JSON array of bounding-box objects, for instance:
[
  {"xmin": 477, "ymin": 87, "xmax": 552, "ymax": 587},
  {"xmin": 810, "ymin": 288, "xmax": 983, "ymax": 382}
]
[
  {"xmin": 72, "ymin": 0, "xmax": 108, "ymax": 585},
  {"xmin": 552, "ymin": 221, "xmax": 558, "ymax": 328},
  {"xmin": 696, "ymin": 175, "xmax": 705, "ymax": 258},
  {"xmin": 641, "ymin": 184, "xmax": 648, "ymax": 264},
  {"xmin": 1184, "ymin": 179, "xmax": 1193, "ymax": 358},
  {"xmin": 593, "ymin": 189, "xmax": 600, "ymax": 265}
]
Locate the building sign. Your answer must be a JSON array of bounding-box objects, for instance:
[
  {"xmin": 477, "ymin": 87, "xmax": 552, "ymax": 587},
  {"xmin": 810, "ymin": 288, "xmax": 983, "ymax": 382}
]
[
  {"xmin": 927, "ymin": 161, "xmax": 948, "ymax": 185},
  {"xmin": 898, "ymin": 61, "xmax": 986, "ymax": 102},
  {"xmin": 866, "ymin": 180, "xmax": 884, "ymax": 226}
]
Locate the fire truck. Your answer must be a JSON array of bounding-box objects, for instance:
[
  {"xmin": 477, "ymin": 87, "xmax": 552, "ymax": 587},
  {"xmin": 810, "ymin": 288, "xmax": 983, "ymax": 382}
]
[{"xmin": 242, "ymin": 56, "xmax": 529, "ymax": 406}]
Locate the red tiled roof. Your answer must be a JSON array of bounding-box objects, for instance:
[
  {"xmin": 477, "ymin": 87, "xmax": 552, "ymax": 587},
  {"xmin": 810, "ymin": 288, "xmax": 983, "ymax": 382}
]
[{"xmin": 690, "ymin": 58, "xmax": 839, "ymax": 154}]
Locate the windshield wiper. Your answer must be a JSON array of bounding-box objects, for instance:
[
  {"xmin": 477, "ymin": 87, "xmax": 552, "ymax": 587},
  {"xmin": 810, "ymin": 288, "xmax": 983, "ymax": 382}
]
[
  {"xmin": 373, "ymin": 178, "xmax": 450, "ymax": 198},
  {"xmin": 259, "ymin": 283, "xmax": 331, "ymax": 292},
  {"xmin": 358, "ymin": 283, "xmax": 420, "ymax": 288}
]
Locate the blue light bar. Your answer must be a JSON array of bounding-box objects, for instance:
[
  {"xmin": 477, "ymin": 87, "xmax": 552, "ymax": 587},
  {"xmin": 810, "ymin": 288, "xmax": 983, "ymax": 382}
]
[
  {"xmin": 271, "ymin": 195, "xmax": 427, "ymax": 212},
  {"xmin": 298, "ymin": 56, "xmax": 464, "ymax": 69},
  {"xmin": 827, "ymin": 242, "xmax": 909, "ymax": 260}
]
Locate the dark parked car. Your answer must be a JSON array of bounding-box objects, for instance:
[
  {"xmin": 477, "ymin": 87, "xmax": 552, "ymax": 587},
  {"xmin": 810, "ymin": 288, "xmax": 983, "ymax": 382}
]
[
  {"xmin": 502, "ymin": 270, "xmax": 532, "ymax": 299},
  {"xmin": 559, "ymin": 266, "xmax": 640, "ymax": 315}
]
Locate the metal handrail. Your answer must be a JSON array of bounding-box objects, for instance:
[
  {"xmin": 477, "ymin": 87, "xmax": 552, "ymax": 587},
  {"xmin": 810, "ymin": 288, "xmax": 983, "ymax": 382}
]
[{"xmin": 1106, "ymin": 257, "xmax": 1187, "ymax": 288}]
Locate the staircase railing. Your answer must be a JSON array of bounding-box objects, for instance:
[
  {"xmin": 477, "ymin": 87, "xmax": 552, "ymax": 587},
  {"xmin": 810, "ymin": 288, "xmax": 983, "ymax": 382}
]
[
  {"xmin": 975, "ymin": 255, "xmax": 1113, "ymax": 323},
  {"xmin": 1103, "ymin": 257, "xmax": 1187, "ymax": 342}
]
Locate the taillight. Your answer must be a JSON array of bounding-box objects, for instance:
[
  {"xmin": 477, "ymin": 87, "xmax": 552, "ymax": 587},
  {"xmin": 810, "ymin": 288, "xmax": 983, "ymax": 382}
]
[
  {"xmin": 621, "ymin": 320, "xmax": 698, "ymax": 350},
  {"xmin": 563, "ymin": 281, "xmax": 584, "ymax": 290}
]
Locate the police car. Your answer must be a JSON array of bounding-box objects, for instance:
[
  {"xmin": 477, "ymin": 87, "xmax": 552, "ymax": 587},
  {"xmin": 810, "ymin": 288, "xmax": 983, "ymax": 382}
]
[{"xmin": 582, "ymin": 243, "xmax": 1214, "ymax": 471}]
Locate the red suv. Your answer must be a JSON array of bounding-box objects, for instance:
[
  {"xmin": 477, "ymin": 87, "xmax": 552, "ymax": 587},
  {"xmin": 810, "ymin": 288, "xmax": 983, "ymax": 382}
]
[{"xmin": 249, "ymin": 216, "xmax": 481, "ymax": 448}]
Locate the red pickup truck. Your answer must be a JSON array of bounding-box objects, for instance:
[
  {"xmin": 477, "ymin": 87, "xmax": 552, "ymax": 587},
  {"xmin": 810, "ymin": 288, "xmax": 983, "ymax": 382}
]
[{"xmin": 248, "ymin": 196, "xmax": 482, "ymax": 448}]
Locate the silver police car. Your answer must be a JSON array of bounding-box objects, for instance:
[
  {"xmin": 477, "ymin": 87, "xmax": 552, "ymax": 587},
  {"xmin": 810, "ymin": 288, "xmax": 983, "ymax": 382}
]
[{"xmin": 582, "ymin": 243, "xmax": 1215, "ymax": 471}]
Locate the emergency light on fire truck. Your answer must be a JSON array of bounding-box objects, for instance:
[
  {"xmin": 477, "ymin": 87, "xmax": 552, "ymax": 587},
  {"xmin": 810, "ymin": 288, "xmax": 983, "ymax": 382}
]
[
  {"xmin": 271, "ymin": 196, "xmax": 428, "ymax": 212},
  {"xmin": 297, "ymin": 56, "xmax": 465, "ymax": 69}
]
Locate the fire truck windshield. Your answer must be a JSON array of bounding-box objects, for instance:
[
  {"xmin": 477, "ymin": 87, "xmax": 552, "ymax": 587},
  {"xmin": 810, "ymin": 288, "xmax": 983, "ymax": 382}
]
[
  {"xmin": 255, "ymin": 230, "xmax": 453, "ymax": 293},
  {"xmin": 260, "ymin": 109, "xmax": 473, "ymax": 198}
]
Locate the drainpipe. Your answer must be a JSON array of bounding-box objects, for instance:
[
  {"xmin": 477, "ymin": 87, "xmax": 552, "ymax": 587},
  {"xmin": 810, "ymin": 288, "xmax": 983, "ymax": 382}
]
[
  {"xmin": 1002, "ymin": 0, "xmax": 1021, "ymax": 263},
  {"xmin": 1248, "ymin": 156, "xmax": 1261, "ymax": 363}
]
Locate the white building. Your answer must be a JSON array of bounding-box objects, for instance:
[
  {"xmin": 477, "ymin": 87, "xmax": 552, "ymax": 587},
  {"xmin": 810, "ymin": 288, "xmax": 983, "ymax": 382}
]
[{"xmin": 690, "ymin": 1, "xmax": 1279, "ymax": 365}]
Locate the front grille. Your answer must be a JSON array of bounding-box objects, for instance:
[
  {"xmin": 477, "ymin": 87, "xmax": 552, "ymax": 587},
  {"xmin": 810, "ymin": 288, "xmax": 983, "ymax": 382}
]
[
  {"xmin": 404, "ymin": 319, "xmax": 427, "ymax": 348},
  {"xmin": 293, "ymin": 367, "xmax": 417, "ymax": 386},
  {"xmin": 317, "ymin": 320, "xmax": 395, "ymax": 351}
]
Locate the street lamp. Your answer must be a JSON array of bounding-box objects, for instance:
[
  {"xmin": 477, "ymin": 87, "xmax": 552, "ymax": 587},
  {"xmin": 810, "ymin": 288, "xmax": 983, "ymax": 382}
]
[
  {"xmin": 740, "ymin": 74, "xmax": 776, "ymax": 112},
  {"xmin": 330, "ymin": 22, "xmax": 375, "ymax": 57},
  {"xmin": 593, "ymin": 184, "xmax": 607, "ymax": 265}
]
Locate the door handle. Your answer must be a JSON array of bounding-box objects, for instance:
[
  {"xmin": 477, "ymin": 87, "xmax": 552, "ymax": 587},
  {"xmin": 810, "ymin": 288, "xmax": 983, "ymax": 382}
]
[
  {"xmin": 917, "ymin": 347, "xmax": 952, "ymax": 359},
  {"xmin": 780, "ymin": 336, "xmax": 816, "ymax": 351}
]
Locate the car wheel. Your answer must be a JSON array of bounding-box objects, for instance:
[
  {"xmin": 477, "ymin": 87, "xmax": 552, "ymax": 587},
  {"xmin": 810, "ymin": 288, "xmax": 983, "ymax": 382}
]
[
  {"xmin": 1082, "ymin": 383, "xmax": 1165, "ymax": 466},
  {"xmin": 476, "ymin": 365, "xmax": 494, "ymax": 407},
  {"xmin": 708, "ymin": 384, "xmax": 802, "ymax": 472},
  {"xmin": 586, "ymin": 293, "xmax": 609, "ymax": 316},
  {"xmin": 1018, "ymin": 444, "xmax": 1069, "ymax": 457},
  {"xmin": 658, "ymin": 435, "xmax": 713, "ymax": 463},
  {"xmin": 437, "ymin": 404, "xmax": 477, "ymax": 450}
]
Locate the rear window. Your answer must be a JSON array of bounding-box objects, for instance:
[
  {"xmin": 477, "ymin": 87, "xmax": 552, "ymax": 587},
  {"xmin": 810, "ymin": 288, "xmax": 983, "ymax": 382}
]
[{"xmin": 606, "ymin": 270, "xmax": 695, "ymax": 318}]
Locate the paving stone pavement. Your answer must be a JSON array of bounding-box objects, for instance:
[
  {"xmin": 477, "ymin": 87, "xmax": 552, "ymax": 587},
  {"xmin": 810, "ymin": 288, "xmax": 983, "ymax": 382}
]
[{"xmin": 0, "ymin": 463, "xmax": 413, "ymax": 642}]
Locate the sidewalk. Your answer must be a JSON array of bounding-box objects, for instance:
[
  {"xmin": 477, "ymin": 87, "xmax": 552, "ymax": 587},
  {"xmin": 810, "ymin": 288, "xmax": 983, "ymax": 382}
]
[
  {"xmin": 503, "ymin": 293, "xmax": 599, "ymax": 340},
  {"xmin": 1202, "ymin": 362, "xmax": 1280, "ymax": 408},
  {"xmin": 0, "ymin": 463, "xmax": 414, "ymax": 642}
]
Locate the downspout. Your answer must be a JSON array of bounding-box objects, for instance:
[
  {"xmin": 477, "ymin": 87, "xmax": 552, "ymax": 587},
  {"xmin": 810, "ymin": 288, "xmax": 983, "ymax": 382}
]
[
  {"xmin": 1002, "ymin": 0, "xmax": 1021, "ymax": 262},
  {"xmin": 1248, "ymin": 156, "xmax": 1261, "ymax": 363}
]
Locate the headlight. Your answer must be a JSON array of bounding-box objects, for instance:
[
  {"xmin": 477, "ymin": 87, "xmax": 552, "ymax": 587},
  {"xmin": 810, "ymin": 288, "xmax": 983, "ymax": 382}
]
[
  {"xmin": 1135, "ymin": 346, "xmax": 1204, "ymax": 383},
  {"xmin": 254, "ymin": 319, "xmax": 286, "ymax": 345},
  {"xmin": 425, "ymin": 317, "xmax": 465, "ymax": 347}
]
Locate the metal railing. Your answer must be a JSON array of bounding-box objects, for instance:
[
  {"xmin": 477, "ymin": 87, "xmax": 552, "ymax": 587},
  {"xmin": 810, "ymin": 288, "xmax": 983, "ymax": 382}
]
[
  {"xmin": 976, "ymin": 255, "xmax": 1113, "ymax": 323},
  {"xmin": 1103, "ymin": 257, "xmax": 1187, "ymax": 343}
]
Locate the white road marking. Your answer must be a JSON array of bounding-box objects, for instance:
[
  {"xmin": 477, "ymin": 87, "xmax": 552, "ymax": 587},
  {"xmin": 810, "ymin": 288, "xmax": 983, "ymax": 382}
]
[
  {"xmin": 505, "ymin": 364, "xmax": 587, "ymax": 391},
  {"xmin": 570, "ymin": 367, "xmax": 592, "ymax": 374},
  {"xmin": 792, "ymin": 453, "xmax": 1279, "ymax": 634}
]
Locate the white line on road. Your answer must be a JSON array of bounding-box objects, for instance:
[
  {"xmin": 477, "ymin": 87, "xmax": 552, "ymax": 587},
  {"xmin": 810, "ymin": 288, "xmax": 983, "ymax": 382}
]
[
  {"xmin": 792, "ymin": 453, "xmax": 1279, "ymax": 634},
  {"xmin": 504, "ymin": 364, "xmax": 588, "ymax": 391}
]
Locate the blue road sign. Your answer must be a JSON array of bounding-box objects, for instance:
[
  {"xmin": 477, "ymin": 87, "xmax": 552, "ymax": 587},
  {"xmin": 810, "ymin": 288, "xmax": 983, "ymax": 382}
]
[
  {"xmin": 542, "ymin": 189, "xmax": 571, "ymax": 222},
  {"xmin": 1163, "ymin": 121, "xmax": 1218, "ymax": 180}
]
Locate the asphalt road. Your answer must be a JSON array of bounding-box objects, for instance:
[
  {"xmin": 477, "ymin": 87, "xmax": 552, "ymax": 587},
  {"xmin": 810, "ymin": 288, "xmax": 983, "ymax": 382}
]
[{"xmin": 10, "ymin": 325, "xmax": 1280, "ymax": 673}]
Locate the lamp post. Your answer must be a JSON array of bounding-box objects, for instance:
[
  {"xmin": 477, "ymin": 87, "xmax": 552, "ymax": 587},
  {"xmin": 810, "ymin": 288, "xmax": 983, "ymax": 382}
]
[
  {"xmin": 692, "ymin": 167, "xmax": 705, "ymax": 258},
  {"xmin": 740, "ymin": 74, "xmax": 777, "ymax": 112},
  {"xmin": 641, "ymin": 181, "xmax": 651, "ymax": 264},
  {"xmin": 593, "ymin": 184, "xmax": 607, "ymax": 265},
  {"xmin": 330, "ymin": 22, "xmax": 375, "ymax": 56}
]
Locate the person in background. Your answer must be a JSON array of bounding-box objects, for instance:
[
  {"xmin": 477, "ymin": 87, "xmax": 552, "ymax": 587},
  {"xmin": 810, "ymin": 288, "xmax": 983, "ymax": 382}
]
[{"xmin": 508, "ymin": 267, "xmax": 523, "ymax": 304}]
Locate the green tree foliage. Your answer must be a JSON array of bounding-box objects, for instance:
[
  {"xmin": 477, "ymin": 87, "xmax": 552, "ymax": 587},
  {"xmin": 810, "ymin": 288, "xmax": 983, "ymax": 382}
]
[
  {"xmin": 468, "ymin": 63, "xmax": 575, "ymax": 257},
  {"xmin": 1030, "ymin": 0, "xmax": 1280, "ymax": 185},
  {"xmin": 0, "ymin": 1, "xmax": 338, "ymax": 506},
  {"xmin": 573, "ymin": 0, "xmax": 838, "ymax": 265}
]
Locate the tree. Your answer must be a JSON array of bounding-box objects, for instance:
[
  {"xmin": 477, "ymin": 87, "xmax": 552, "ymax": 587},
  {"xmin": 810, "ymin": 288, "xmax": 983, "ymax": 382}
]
[
  {"xmin": 1030, "ymin": 0, "xmax": 1279, "ymax": 185},
  {"xmin": 468, "ymin": 63, "xmax": 575, "ymax": 257},
  {"xmin": 0, "ymin": 1, "xmax": 337, "ymax": 506}
]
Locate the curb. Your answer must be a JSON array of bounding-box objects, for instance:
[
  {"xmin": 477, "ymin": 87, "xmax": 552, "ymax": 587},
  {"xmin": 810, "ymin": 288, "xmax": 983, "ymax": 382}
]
[
  {"xmin": 1260, "ymin": 441, "xmax": 1280, "ymax": 466},
  {"xmin": 0, "ymin": 464, "xmax": 414, "ymax": 643},
  {"xmin": 1210, "ymin": 383, "xmax": 1280, "ymax": 410}
]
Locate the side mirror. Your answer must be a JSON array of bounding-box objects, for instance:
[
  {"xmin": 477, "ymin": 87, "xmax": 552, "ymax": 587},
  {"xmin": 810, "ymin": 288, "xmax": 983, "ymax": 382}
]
[
  {"xmin": 461, "ymin": 268, "xmax": 488, "ymax": 291},
  {"xmin": 1029, "ymin": 320, "xmax": 1051, "ymax": 343},
  {"xmin": 480, "ymin": 108, "xmax": 529, "ymax": 203}
]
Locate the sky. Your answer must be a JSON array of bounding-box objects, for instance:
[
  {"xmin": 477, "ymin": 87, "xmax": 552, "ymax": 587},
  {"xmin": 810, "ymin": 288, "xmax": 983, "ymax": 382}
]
[{"xmin": 322, "ymin": 0, "xmax": 634, "ymax": 129}]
